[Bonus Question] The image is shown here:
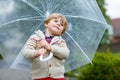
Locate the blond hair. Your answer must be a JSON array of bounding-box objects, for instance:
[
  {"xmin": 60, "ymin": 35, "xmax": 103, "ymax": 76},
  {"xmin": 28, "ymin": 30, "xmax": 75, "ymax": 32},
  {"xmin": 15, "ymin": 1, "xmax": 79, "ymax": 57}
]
[{"xmin": 44, "ymin": 13, "xmax": 67, "ymax": 34}]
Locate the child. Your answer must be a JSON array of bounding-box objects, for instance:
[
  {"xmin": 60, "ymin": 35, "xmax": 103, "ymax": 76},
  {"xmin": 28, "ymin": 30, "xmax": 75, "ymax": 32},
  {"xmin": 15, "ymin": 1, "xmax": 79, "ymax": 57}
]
[{"xmin": 22, "ymin": 13, "xmax": 70, "ymax": 80}]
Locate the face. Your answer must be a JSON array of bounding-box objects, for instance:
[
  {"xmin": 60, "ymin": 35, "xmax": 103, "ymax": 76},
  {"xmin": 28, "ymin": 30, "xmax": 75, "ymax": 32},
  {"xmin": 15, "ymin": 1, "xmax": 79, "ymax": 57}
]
[{"xmin": 45, "ymin": 18, "xmax": 65, "ymax": 36}]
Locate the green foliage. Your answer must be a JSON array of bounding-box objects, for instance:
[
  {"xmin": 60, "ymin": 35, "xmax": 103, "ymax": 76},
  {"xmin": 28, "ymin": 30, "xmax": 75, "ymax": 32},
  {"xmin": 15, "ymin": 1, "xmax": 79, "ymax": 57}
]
[
  {"xmin": 0, "ymin": 54, "xmax": 3, "ymax": 59},
  {"xmin": 96, "ymin": 0, "xmax": 111, "ymax": 46},
  {"xmin": 96, "ymin": 0, "xmax": 111, "ymax": 24},
  {"xmin": 99, "ymin": 29, "xmax": 110, "ymax": 46},
  {"xmin": 66, "ymin": 50, "xmax": 120, "ymax": 80}
]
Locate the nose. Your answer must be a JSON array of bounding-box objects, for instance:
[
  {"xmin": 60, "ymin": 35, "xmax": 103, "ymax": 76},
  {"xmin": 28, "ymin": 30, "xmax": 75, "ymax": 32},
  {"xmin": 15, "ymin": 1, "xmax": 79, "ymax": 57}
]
[{"xmin": 57, "ymin": 22, "xmax": 61, "ymax": 26}]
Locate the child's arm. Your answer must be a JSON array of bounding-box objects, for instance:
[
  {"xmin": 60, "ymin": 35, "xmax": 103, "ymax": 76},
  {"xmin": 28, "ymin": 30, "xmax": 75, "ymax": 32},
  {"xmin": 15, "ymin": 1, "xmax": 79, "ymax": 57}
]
[
  {"xmin": 34, "ymin": 48, "xmax": 47, "ymax": 58},
  {"xmin": 39, "ymin": 39, "xmax": 51, "ymax": 52},
  {"xmin": 39, "ymin": 39, "xmax": 70, "ymax": 60},
  {"xmin": 22, "ymin": 34, "xmax": 46, "ymax": 59},
  {"xmin": 50, "ymin": 40, "xmax": 70, "ymax": 59}
]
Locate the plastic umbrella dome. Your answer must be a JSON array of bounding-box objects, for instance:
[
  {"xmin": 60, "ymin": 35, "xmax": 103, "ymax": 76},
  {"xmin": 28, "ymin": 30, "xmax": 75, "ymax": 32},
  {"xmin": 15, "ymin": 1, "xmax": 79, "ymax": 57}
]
[{"xmin": 0, "ymin": 0, "xmax": 107, "ymax": 72}]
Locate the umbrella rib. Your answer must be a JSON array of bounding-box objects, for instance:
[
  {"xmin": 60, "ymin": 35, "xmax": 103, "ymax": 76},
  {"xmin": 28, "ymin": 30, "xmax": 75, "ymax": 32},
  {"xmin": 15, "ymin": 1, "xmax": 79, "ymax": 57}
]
[
  {"xmin": 65, "ymin": 32, "xmax": 92, "ymax": 64},
  {"xmin": 51, "ymin": 0, "xmax": 64, "ymax": 12},
  {"xmin": 65, "ymin": 15, "xmax": 107, "ymax": 25},
  {"xmin": 22, "ymin": 0, "xmax": 44, "ymax": 16},
  {"xmin": 0, "ymin": 17, "xmax": 43, "ymax": 28}
]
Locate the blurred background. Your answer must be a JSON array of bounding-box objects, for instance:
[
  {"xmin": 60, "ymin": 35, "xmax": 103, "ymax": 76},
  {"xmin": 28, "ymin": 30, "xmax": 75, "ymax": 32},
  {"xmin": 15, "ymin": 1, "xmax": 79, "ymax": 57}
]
[
  {"xmin": 66, "ymin": 0, "xmax": 120, "ymax": 80},
  {"xmin": 0, "ymin": 0, "xmax": 120, "ymax": 80},
  {"xmin": 97, "ymin": 0, "xmax": 120, "ymax": 52}
]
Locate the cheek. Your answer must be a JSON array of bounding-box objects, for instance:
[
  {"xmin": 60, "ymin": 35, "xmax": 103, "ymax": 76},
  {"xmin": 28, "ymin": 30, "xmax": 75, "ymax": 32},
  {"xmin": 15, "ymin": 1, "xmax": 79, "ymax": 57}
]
[
  {"xmin": 61, "ymin": 27, "xmax": 64, "ymax": 31},
  {"xmin": 58, "ymin": 28, "xmax": 64, "ymax": 34},
  {"xmin": 62, "ymin": 28, "xmax": 65, "ymax": 33}
]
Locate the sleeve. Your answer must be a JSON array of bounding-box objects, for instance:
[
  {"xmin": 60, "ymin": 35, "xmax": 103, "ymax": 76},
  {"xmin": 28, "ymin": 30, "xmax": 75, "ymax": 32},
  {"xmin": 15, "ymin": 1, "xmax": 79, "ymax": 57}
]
[
  {"xmin": 22, "ymin": 34, "xmax": 41, "ymax": 59},
  {"xmin": 50, "ymin": 39, "xmax": 70, "ymax": 60}
]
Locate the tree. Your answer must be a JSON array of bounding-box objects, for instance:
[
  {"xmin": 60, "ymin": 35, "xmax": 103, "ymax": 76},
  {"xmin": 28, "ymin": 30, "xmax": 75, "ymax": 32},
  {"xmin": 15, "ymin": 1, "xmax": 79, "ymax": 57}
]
[{"xmin": 96, "ymin": 0, "xmax": 111, "ymax": 46}]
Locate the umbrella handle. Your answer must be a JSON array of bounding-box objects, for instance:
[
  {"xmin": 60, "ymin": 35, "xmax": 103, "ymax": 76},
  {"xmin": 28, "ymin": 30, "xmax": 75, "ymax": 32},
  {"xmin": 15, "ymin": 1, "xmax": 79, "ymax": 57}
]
[{"xmin": 39, "ymin": 52, "xmax": 53, "ymax": 61}]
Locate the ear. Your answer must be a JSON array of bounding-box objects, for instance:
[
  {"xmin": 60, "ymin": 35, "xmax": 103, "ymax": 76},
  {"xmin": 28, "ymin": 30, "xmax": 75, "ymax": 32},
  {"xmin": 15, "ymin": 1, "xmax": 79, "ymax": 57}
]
[{"xmin": 44, "ymin": 23, "xmax": 48, "ymax": 28}]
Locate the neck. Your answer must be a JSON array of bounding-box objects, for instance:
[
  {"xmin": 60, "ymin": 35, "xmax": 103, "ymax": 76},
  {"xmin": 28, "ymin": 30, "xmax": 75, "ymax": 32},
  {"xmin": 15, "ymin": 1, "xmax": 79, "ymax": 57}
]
[{"xmin": 45, "ymin": 29, "xmax": 53, "ymax": 37}]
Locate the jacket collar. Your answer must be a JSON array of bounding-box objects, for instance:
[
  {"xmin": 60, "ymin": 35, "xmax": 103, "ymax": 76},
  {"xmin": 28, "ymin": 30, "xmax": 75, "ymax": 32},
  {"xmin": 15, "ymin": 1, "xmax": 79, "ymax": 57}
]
[{"xmin": 35, "ymin": 30, "xmax": 62, "ymax": 44}]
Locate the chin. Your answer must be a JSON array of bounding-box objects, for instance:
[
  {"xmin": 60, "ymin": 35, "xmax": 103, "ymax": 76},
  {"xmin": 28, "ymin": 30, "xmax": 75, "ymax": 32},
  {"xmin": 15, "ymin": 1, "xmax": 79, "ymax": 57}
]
[{"xmin": 53, "ymin": 32, "xmax": 61, "ymax": 36}]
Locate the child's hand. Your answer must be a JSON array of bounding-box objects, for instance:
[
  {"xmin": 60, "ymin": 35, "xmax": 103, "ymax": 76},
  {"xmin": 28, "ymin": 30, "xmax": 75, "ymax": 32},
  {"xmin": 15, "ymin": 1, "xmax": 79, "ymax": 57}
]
[
  {"xmin": 34, "ymin": 48, "xmax": 47, "ymax": 58},
  {"xmin": 40, "ymin": 39, "xmax": 51, "ymax": 52}
]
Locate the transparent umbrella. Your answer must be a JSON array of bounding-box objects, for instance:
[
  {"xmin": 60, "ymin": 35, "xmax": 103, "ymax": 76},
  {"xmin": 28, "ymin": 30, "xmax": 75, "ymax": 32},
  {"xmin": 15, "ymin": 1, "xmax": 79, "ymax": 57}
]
[{"xmin": 0, "ymin": 0, "xmax": 107, "ymax": 72}]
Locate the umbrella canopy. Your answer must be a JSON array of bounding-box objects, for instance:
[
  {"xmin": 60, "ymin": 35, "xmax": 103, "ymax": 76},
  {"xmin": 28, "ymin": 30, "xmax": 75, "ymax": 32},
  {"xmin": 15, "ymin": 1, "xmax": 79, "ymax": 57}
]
[{"xmin": 0, "ymin": 0, "xmax": 107, "ymax": 72}]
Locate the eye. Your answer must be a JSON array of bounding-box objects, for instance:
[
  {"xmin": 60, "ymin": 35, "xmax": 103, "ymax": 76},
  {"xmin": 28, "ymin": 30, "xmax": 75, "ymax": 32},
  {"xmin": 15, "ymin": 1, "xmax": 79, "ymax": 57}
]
[
  {"xmin": 60, "ymin": 23, "xmax": 63, "ymax": 26},
  {"xmin": 54, "ymin": 19, "xmax": 58, "ymax": 22}
]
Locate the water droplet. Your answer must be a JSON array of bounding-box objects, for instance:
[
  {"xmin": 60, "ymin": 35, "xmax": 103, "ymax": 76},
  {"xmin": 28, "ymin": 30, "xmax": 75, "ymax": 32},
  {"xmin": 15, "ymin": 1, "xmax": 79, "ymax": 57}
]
[{"xmin": 45, "ymin": 11, "xmax": 50, "ymax": 18}]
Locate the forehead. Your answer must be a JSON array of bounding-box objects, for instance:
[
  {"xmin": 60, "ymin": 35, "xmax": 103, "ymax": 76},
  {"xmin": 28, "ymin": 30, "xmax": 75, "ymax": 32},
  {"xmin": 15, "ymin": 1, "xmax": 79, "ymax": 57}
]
[
  {"xmin": 49, "ymin": 14, "xmax": 64, "ymax": 20},
  {"xmin": 45, "ymin": 14, "xmax": 67, "ymax": 26},
  {"xmin": 53, "ymin": 17, "xmax": 62, "ymax": 21}
]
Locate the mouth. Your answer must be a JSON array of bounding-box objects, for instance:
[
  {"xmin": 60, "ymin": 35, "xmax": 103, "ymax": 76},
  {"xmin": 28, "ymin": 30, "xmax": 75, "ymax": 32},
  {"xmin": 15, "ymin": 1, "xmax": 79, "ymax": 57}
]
[{"xmin": 54, "ymin": 26, "xmax": 59, "ymax": 30}]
